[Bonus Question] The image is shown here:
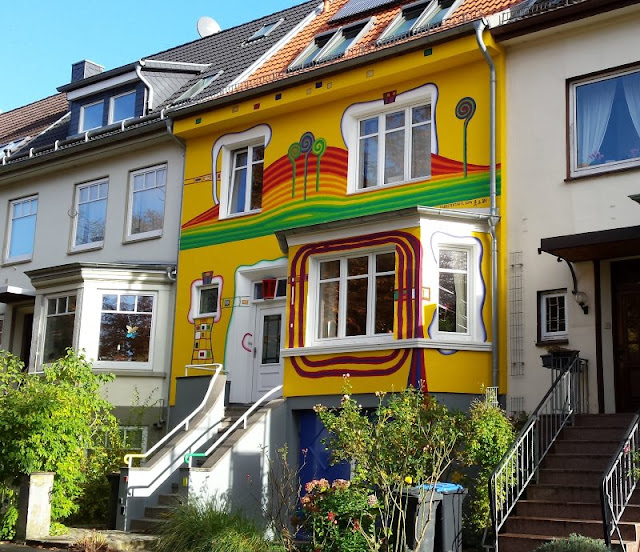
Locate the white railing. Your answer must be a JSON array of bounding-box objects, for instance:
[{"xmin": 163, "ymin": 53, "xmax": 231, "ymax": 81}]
[
  {"xmin": 184, "ymin": 384, "xmax": 283, "ymax": 468},
  {"xmin": 601, "ymin": 413, "xmax": 640, "ymax": 551},
  {"xmin": 124, "ymin": 363, "xmax": 223, "ymax": 467},
  {"xmin": 184, "ymin": 363, "xmax": 223, "ymax": 377},
  {"xmin": 488, "ymin": 354, "xmax": 586, "ymax": 551}
]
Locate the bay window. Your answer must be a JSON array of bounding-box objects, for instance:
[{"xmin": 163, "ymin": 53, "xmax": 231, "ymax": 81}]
[{"xmin": 43, "ymin": 294, "xmax": 77, "ymax": 362}]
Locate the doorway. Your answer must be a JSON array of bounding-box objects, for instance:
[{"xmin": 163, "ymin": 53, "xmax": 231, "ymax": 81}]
[
  {"xmin": 252, "ymin": 304, "xmax": 285, "ymax": 402},
  {"xmin": 11, "ymin": 305, "xmax": 34, "ymax": 369},
  {"xmin": 612, "ymin": 259, "xmax": 640, "ymax": 412}
]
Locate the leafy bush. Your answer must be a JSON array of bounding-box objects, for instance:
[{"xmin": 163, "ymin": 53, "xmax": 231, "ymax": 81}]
[
  {"xmin": 460, "ymin": 399, "xmax": 515, "ymax": 532},
  {"xmin": 153, "ymin": 498, "xmax": 272, "ymax": 552},
  {"xmin": 533, "ymin": 534, "xmax": 609, "ymax": 551},
  {"xmin": 0, "ymin": 349, "xmax": 122, "ymax": 532}
]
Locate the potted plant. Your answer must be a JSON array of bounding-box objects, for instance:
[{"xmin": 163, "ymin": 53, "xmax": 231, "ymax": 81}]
[{"xmin": 540, "ymin": 346, "xmax": 579, "ymax": 369}]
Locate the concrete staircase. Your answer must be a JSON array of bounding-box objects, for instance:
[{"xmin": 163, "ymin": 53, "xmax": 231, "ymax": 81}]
[{"xmin": 499, "ymin": 414, "xmax": 639, "ymax": 552}]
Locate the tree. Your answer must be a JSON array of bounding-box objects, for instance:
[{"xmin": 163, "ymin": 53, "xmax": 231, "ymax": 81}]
[{"xmin": 0, "ymin": 349, "xmax": 121, "ymax": 535}]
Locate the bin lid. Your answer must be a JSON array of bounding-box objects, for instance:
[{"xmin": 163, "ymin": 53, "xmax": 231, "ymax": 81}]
[{"xmin": 420, "ymin": 482, "xmax": 465, "ymax": 493}]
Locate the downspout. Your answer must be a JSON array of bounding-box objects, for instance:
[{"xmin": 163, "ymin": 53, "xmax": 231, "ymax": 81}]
[
  {"xmin": 136, "ymin": 60, "xmax": 155, "ymax": 114},
  {"xmin": 474, "ymin": 19, "xmax": 500, "ymax": 389}
]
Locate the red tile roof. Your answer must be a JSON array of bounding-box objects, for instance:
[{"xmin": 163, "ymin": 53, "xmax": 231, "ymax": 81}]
[{"xmin": 0, "ymin": 93, "xmax": 68, "ymax": 145}]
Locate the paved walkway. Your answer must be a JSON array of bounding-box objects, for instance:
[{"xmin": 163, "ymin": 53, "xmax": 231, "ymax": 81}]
[{"xmin": 0, "ymin": 528, "xmax": 156, "ymax": 552}]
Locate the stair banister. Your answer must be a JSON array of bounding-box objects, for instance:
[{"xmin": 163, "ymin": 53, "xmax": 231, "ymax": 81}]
[
  {"xmin": 184, "ymin": 384, "xmax": 283, "ymax": 468},
  {"xmin": 124, "ymin": 363, "xmax": 224, "ymax": 467},
  {"xmin": 600, "ymin": 410, "xmax": 640, "ymax": 551},
  {"xmin": 487, "ymin": 353, "xmax": 587, "ymax": 552}
]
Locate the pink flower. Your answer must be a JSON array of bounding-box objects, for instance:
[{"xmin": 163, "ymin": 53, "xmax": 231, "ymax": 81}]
[
  {"xmin": 367, "ymin": 494, "xmax": 378, "ymax": 507},
  {"xmin": 327, "ymin": 511, "xmax": 336, "ymax": 522}
]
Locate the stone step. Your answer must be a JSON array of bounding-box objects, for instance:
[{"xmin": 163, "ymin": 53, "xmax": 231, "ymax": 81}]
[
  {"xmin": 516, "ymin": 500, "xmax": 640, "ymax": 522},
  {"xmin": 129, "ymin": 517, "xmax": 164, "ymax": 534},
  {"xmin": 157, "ymin": 493, "xmax": 184, "ymax": 506},
  {"xmin": 560, "ymin": 426, "xmax": 629, "ymax": 441},
  {"xmin": 573, "ymin": 414, "xmax": 635, "ymax": 427},
  {"xmin": 144, "ymin": 505, "xmax": 175, "ymax": 519},
  {"xmin": 542, "ymin": 453, "xmax": 610, "ymax": 470},
  {"xmin": 505, "ymin": 516, "xmax": 639, "ymax": 541},
  {"xmin": 499, "ymin": 534, "xmax": 636, "ymax": 552},
  {"xmin": 551, "ymin": 439, "xmax": 620, "ymax": 455},
  {"xmin": 527, "ymin": 484, "xmax": 600, "ymax": 503},
  {"xmin": 538, "ymin": 468, "xmax": 604, "ymax": 485}
]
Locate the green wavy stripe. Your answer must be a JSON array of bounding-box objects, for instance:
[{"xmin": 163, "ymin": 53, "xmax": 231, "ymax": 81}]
[{"xmin": 180, "ymin": 173, "xmax": 502, "ymax": 250}]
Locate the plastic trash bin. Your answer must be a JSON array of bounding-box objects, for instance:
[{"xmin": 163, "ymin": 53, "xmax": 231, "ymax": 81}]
[
  {"xmin": 421, "ymin": 483, "xmax": 468, "ymax": 552},
  {"xmin": 106, "ymin": 472, "xmax": 120, "ymax": 530},
  {"xmin": 394, "ymin": 487, "xmax": 443, "ymax": 551}
]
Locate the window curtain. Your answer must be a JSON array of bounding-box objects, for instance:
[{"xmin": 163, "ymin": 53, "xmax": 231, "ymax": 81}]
[
  {"xmin": 576, "ymin": 79, "xmax": 616, "ymax": 166},
  {"xmin": 623, "ymin": 72, "xmax": 640, "ymax": 146}
]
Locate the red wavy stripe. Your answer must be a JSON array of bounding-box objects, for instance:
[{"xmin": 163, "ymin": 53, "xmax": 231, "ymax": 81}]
[{"xmin": 182, "ymin": 204, "xmax": 219, "ymax": 229}]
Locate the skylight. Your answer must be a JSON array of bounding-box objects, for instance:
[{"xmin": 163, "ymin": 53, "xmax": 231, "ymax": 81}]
[
  {"xmin": 175, "ymin": 71, "xmax": 223, "ymax": 102},
  {"xmin": 330, "ymin": 0, "xmax": 395, "ymax": 22},
  {"xmin": 378, "ymin": 0, "xmax": 460, "ymax": 44},
  {"xmin": 248, "ymin": 18, "xmax": 283, "ymax": 42}
]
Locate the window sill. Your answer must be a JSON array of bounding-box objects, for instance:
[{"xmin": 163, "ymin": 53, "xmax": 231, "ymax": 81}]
[
  {"xmin": 282, "ymin": 338, "xmax": 491, "ymax": 357},
  {"xmin": 124, "ymin": 230, "xmax": 163, "ymax": 244},
  {"xmin": 94, "ymin": 369, "xmax": 166, "ymax": 378},
  {"xmin": 348, "ymin": 175, "xmax": 431, "ymax": 196},
  {"xmin": 566, "ymin": 161, "xmax": 640, "ymax": 182},
  {"xmin": 219, "ymin": 208, "xmax": 262, "ymax": 221},
  {"xmin": 535, "ymin": 339, "xmax": 569, "ymax": 348},
  {"xmin": 3, "ymin": 256, "xmax": 33, "ymax": 267},
  {"xmin": 69, "ymin": 242, "xmax": 104, "ymax": 255}
]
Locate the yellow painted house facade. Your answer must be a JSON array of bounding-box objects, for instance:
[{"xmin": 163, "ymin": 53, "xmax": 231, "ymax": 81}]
[{"xmin": 170, "ymin": 29, "xmax": 507, "ymax": 411}]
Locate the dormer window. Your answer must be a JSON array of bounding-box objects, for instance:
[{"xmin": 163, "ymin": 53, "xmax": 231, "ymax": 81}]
[
  {"xmin": 109, "ymin": 91, "xmax": 136, "ymax": 124},
  {"xmin": 289, "ymin": 19, "xmax": 372, "ymax": 71},
  {"xmin": 378, "ymin": 0, "xmax": 460, "ymax": 43},
  {"xmin": 80, "ymin": 100, "xmax": 104, "ymax": 132},
  {"xmin": 248, "ymin": 19, "xmax": 283, "ymax": 42}
]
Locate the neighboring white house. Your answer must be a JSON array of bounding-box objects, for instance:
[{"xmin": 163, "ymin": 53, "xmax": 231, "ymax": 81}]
[{"xmin": 495, "ymin": 0, "xmax": 640, "ymax": 415}]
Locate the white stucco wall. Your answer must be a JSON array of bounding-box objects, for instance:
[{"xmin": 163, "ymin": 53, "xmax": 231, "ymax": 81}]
[{"xmin": 503, "ymin": 6, "xmax": 640, "ymax": 413}]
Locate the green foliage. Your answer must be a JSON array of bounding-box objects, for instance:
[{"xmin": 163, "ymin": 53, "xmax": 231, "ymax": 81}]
[
  {"xmin": 153, "ymin": 498, "xmax": 272, "ymax": 552},
  {"xmin": 0, "ymin": 349, "xmax": 122, "ymax": 528},
  {"xmin": 533, "ymin": 534, "xmax": 609, "ymax": 552},
  {"xmin": 0, "ymin": 486, "xmax": 17, "ymax": 540},
  {"xmin": 315, "ymin": 383, "xmax": 464, "ymax": 551},
  {"xmin": 460, "ymin": 399, "xmax": 515, "ymax": 532},
  {"xmin": 299, "ymin": 478, "xmax": 376, "ymax": 552},
  {"xmin": 49, "ymin": 522, "xmax": 68, "ymax": 536}
]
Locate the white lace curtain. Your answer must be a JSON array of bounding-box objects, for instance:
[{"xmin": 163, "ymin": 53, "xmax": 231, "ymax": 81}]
[
  {"xmin": 577, "ymin": 78, "xmax": 616, "ymax": 166},
  {"xmin": 622, "ymin": 72, "xmax": 640, "ymax": 154}
]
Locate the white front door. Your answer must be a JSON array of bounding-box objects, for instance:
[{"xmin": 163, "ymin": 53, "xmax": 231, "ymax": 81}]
[{"xmin": 252, "ymin": 304, "xmax": 285, "ymax": 402}]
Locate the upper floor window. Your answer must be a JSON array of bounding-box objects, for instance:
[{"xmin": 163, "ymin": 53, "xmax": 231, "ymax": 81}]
[
  {"xmin": 570, "ymin": 66, "xmax": 640, "ymax": 177},
  {"xmin": 378, "ymin": 0, "xmax": 459, "ymax": 43},
  {"xmin": 358, "ymin": 103, "xmax": 431, "ymax": 189},
  {"xmin": 6, "ymin": 195, "xmax": 38, "ymax": 263},
  {"xmin": 72, "ymin": 179, "xmax": 108, "ymax": 251},
  {"xmin": 315, "ymin": 251, "xmax": 395, "ymax": 341},
  {"xmin": 288, "ymin": 19, "xmax": 371, "ymax": 71},
  {"xmin": 80, "ymin": 100, "xmax": 104, "ymax": 132},
  {"xmin": 538, "ymin": 290, "xmax": 568, "ymax": 342},
  {"xmin": 228, "ymin": 144, "xmax": 264, "ymax": 216},
  {"xmin": 43, "ymin": 294, "xmax": 77, "ymax": 363},
  {"xmin": 127, "ymin": 164, "xmax": 167, "ymax": 240},
  {"xmin": 109, "ymin": 91, "xmax": 136, "ymax": 124}
]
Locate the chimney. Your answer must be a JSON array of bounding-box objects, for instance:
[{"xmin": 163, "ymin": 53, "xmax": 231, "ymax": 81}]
[{"xmin": 71, "ymin": 60, "xmax": 104, "ymax": 83}]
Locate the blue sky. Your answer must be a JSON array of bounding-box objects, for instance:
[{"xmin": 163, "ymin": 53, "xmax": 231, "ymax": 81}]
[{"xmin": 2, "ymin": 0, "xmax": 301, "ymax": 114}]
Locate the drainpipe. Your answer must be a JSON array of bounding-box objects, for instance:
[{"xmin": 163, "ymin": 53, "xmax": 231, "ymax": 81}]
[
  {"xmin": 136, "ymin": 60, "xmax": 155, "ymax": 114},
  {"xmin": 474, "ymin": 19, "xmax": 500, "ymax": 389}
]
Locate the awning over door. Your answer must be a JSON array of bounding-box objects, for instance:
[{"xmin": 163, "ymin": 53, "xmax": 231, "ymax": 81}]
[
  {"xmin": 539, "ymin": 225, "xmax": 640, "ymax": 262},
  {"xmin": 0, "ymin": 285, "xmax": 35, "ymax": 304}
]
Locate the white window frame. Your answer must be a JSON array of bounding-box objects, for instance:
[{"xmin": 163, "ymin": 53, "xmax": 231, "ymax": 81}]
[
  {"xmin": 378, "ymin": 0, "xmax": 461, "ymax": 43},
  {"xmin": 253, "ymin": 278, "xmax": 288, "ymax": 302},
  {"xmin": 343, "ymin": 83, "xmax": 438, "ymax": 194},
  {"xmin": 569, "ymin": 66, "xmax": 640, "ymax": 177},
  {"xmin": 126, "ymin": 164, "xmax": 167, "ymax": 242},
  {"xmin": 216, "ymin": 126, "xmax": 271, "ymax": 220},
  {"xmin": 307, "ymin": 249, "xmax": 396, "ymax": 347},
  {"xmin": 71, "ymin": 178, "xmax": 109, "ymax": 252},
  {"xmin": 108, "ymin": 90, "xmax": 136, "ymax": 124},
  {"xmin": 197, "ymin": 284, "xmax": 220, "ymax": 317},
  {"xmin": 42, "ymin": 293, "xmax": 78, "ymax": 364},
  {"xmin": 288, "ymin": 18, "xmax": 373, "ymax": 71},
  {"xmin": 5, "ymin": 195, "xmax": 38, "ymax": 264},
  {"xmin": 428, "ymin": 235, "xmax": 483, "ymax": 344},
  {"xmin": 226, "ymin": 143, "xmax": 265, "ymax": 217},
  {"xmin": 248, "ymin": 18, "xmax": 284, "ymax": 41},
  {"xmin": 79, "ymin": 100, "xmax": 104, "ymax": 132},
  {"xmin": 119, "ymin": 426, "xmax": 148, "ymax": 453},
  {"xmin": 539, "ymin": 290, "xmax": 568, "ymax": 342},
  {"xmin": 94, "ymin": 290, "xmax": 157, "ymax": 370}
]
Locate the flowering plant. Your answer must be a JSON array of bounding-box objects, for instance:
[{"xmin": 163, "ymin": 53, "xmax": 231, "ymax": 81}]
[{"xmin": 299, "ymin": 478, "xmax": 376, "ymax": 552}]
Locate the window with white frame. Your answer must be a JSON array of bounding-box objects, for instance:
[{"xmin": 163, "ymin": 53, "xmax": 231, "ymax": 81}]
[
  {"xmin": 253, "ymin": 278, "xmax": 287, "ymax": 300},
  {"xmin": 80, "ymin": 100, "xmax": 104, "ymax": 132},
  {"xmin": 6, "ymin": 195, "xmax": 38, "ymax": 262},
  {"xmin": 289, "ymin": 19, "xmax": 371, "ymax": 71},
  {"xmin": 43, "ymin": 295, "xmax": 77, "ymax": 363},
  {"xmin": 72, "ymin": 179, "xmax": 108, "ymax": 250},
  {"xmin": 198, "ymin": 284, "xmax": 220, "ymax": 317},
  {"xmin": 127, "ymin": 164, "xmax": 167, "ymax": 239},
  {"xmin": 120, "ymin": 426, "xmax": 148, "ymax": 453},
  {"xmin": 248, "ymin": 19, "xmax": 283, "ymax": 42},
  {"xmin": 570, "ymin": 66, "xmax": 640, "ymax": 177},
  {"xmin": 538, "ymin": 290, "xmax": 568, "ymax": 342},
  {"xmin": 98, "ymin": 292, "xmax": 154, "ymax": 363},
  {"xmin": 315, "ymin": 251, "xmax": 395, "ymax": 340},
  {"xmin": 378, "ymin": 0, "xmax": 460, "ymax": 43},
  {"xmin": 228, "ymin": 144, "xmax": 264, "ymax": 216},
  {"xmin": 357, "ymin": 103, "xmax": 431, "ymax": 189},
  {"xmin": 437, "ymin": 248, "xmax": 469, "ymax": 334},
  {"xmin": 109, "ymin": 91, "xmax": 136, "ymax": 124}
]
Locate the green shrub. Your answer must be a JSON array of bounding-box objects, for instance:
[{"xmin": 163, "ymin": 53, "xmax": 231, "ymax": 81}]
[
  {"xmin": 153, "ymin": 498, "xmax": 271, "ymax": 552},
  {"xmin": 533, "ymin": 534, "xmax": 609, "ymax": 551}
]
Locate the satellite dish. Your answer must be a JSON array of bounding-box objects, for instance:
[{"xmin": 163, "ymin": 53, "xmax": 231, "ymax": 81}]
[{"xmin": 197, "ymin": 16, "xmax": 221, "ymax": 38}]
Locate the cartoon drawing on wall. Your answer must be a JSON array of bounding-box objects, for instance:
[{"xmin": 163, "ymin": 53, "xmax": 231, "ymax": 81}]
[
  {"xmin": 188, "ymin": 271, "xmax": 224, "ymax": 364},
  {"xmin": 455, "ymin": 97, "xmax": 476, "ymax": 178},
  {"xmin": 287, "ymin": 132, "xmax": 327, "ymax": 199}
]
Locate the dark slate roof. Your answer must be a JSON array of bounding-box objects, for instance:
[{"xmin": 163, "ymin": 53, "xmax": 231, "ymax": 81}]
[
  {"xmin": 0, "ymin": 93, "xmax": 68, "ymax": 145},
  {"xmin": 149, "ymin": 0, "xmax": 320, "ymax": 108}
]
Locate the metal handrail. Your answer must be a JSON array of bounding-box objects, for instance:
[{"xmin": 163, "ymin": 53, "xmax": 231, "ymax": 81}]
[
  {"xmin": 184, "ymin": 384, "xmax": 283, "ymax": 467},
  {"xmin": 124, "ymin": 363, "xmax": 223, "ymax": 467},
  {"xmin": 600, "ymin": 411, "xmax": 640, "ymax": 551},
  {"xmin": 488, "ymin": 354, "xmax": 586, "ymax": 552}
]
